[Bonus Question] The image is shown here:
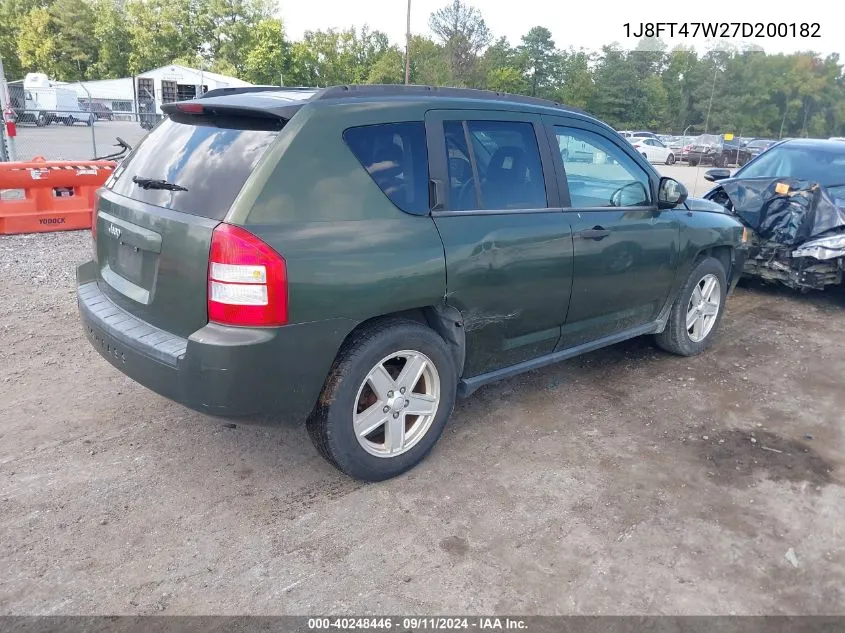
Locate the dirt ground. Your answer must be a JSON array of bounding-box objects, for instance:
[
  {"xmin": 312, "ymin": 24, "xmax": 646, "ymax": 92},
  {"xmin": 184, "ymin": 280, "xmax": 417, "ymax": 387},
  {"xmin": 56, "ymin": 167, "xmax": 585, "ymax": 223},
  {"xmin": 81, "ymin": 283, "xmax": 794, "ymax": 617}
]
[{"xmin": 1, "ymin": 230, "xmax": 844, "ymax": 615}]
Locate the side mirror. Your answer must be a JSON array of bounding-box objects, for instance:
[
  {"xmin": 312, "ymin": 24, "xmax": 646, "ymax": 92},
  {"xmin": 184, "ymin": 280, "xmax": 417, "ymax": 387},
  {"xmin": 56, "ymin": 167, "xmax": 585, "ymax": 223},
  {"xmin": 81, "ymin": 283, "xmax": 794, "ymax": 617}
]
[
  {"xmin": 658, "ymin": 177, "xmax": 688, "ymax": 209},
  {"xmin": 611, "ymin": 181, "xmax": 649, "ymax": 207},
  {"xmin": 704, "ymin": 168, "xmax": 731, "ymax": 182}
]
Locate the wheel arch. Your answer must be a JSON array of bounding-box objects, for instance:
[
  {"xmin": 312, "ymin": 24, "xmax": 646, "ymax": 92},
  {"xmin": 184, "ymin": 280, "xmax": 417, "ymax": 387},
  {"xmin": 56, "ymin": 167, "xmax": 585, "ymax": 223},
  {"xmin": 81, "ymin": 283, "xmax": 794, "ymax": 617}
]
[
  {"xmin": 694, "ymin": 244, "xmax": 735, "ymax": 286},
  {"xmin": 333, "ymin": 304, "xmax": 466, "ymax": 380}
]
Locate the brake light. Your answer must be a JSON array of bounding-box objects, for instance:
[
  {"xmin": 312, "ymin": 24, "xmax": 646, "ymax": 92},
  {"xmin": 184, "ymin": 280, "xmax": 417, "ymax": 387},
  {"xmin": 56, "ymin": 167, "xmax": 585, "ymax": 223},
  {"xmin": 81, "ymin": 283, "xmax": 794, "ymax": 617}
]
[
  {"xmin": 208, "ymin": 223, "xmax": 287, "ymax": 326},
  {"xmin": 176, "ymin": 102, "xmax": 204, "ymax": 114}
]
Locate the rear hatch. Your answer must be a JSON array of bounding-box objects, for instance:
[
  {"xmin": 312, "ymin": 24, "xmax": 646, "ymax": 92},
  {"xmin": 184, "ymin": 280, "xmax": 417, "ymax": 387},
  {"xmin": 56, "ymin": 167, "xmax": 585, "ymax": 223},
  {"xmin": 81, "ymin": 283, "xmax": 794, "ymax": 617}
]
[{"xmin": 94, "ymin": 110, "xmax": 283, "ymax": 337}]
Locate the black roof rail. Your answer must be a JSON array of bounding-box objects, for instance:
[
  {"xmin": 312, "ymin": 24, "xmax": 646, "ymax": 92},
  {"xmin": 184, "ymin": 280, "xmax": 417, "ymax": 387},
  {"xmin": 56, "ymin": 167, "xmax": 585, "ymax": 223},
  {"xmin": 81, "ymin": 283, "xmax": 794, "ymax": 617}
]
[
  {"xmin": 198, "ymin": 85, "xmax": 317, "ymax": 100},
  {"xmin": 313, "ymin": 84, "xmax": 581, "ymax": 113}
]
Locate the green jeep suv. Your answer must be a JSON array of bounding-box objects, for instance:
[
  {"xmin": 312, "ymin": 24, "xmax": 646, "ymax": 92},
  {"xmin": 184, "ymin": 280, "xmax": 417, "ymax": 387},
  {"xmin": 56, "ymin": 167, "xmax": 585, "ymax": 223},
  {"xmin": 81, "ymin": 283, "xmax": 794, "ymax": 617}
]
[{"xmin": 77, "ymin": 85, "xmax": 747, "ymax": 481}]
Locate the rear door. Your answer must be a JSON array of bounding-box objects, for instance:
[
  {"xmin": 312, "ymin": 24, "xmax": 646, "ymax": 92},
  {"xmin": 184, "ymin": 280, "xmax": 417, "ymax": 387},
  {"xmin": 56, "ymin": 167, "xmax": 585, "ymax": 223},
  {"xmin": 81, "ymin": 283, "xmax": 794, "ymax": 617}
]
[
  {"xmin": 425, "ymin": 109, "xmax": 573, "ymax": 377},
  {"xmin": 544, "ymin": 118, "xmax": 680, "ymax": 348},
  {"xmin": 94, "ymin": 111, "xmax": 283, "ymax": 337}
]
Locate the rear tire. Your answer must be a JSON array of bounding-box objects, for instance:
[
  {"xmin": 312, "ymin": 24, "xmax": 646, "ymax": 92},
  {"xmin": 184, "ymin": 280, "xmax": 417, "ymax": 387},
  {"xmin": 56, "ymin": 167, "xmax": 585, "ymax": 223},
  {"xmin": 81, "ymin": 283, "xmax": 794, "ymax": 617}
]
[
  {"xmin": 307, "ymin": 319, "xmax": 457, "ymax": 481},
  {"xmin": 655, "ymin": 257, "xmax": 728, "ymax": 356}
]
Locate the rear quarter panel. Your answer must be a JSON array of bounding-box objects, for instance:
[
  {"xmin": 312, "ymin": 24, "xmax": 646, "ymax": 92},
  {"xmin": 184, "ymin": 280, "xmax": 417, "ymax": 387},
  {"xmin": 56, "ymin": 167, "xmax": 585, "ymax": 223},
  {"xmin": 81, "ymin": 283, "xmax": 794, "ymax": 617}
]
[
  {"xmin": 225, "ymin": 102, "xmax": 447, "ymax": 416},
  {"xmin": 236, "ymin": 102, "xmax": 446, "ymax": 325}
]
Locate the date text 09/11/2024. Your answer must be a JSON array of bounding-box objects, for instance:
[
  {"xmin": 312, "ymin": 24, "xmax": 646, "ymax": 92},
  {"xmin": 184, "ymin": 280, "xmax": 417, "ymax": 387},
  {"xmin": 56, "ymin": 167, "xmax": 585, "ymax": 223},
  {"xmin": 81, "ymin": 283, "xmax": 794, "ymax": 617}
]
[
  {"xmin": 624, "ymin": 22, "xmax": 821, "ymax": 38},
  {"xmin": 307, "ymin": 617, "xmax": 528, "ymax": 630}
]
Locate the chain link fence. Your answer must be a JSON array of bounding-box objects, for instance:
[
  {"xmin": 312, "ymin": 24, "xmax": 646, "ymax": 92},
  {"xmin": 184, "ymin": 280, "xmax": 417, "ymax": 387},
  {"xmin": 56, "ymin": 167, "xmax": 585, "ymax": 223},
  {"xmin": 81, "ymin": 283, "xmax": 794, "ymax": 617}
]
[
  {"xmin": 3, "ymin": 81, "xmax": 103, "ymax": 162},
  {"xmin": 0, "ymin": 62, "xmax": 153, "ymax": 163}
]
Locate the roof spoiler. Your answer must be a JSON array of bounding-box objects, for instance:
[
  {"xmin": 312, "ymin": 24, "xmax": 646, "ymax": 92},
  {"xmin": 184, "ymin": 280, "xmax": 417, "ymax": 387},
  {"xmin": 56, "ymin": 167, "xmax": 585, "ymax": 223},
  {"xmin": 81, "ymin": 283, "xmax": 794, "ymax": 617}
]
[{"xmin": 198, "ymin": 86, "xmax": 316, "ymax": 100}]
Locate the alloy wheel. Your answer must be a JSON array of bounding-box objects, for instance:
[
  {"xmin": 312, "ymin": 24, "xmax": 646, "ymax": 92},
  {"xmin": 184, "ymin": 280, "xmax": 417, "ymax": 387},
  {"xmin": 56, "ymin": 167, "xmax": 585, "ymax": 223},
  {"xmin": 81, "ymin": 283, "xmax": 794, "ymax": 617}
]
[
  {"xmin": 686, "ymin": 274, "xmax": 721, "ymax": 342},
  {"xmin": 353, "ymin": 350, "xmax": 441, "ymax": 458}
]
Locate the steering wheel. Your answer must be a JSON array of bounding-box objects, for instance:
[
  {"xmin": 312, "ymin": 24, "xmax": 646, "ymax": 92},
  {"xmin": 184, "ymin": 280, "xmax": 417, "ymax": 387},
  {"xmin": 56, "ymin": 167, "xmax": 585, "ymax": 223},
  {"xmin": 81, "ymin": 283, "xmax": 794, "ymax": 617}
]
[{"xmin": 456, "ymin": 177, "xmax": 477, "ymax": 210}]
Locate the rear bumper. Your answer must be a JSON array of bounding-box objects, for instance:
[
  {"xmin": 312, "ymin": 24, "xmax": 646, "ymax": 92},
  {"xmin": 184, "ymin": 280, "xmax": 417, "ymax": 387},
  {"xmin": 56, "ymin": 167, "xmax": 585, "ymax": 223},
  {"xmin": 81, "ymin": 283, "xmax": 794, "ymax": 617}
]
[{"xmin": 77, "ymin": 261, "xmax": 354, "ymax": 420}]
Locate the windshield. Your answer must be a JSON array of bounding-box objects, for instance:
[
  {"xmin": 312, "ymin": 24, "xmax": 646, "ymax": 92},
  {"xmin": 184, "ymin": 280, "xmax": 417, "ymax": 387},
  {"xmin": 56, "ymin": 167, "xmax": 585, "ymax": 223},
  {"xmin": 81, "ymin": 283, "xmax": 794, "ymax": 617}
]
[{"xmin": 737, "ymin": 144, "xmax": 845, "ymax": 186}]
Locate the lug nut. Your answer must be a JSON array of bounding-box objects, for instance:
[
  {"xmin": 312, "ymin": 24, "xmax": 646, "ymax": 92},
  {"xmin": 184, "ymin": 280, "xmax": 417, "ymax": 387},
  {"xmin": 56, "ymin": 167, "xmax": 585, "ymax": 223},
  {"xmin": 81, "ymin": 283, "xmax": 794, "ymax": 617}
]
[
  {"xmin": 405, "ymin": 400, "xmax": 409, "ymax": 407},
  {"xmin": 383, "ymin": 406, "xmax": 390, "ymax": 413},
  {"xmin": 400, "ymin": 387, "xmax": 406, "ymax": 394},
  {"xmin": 393, "ymin": 412, "xmax": 399, "ymax": 419},
  {"xmin": 387, "ymin": 390, "xmax": 394, "ymax": 397}
]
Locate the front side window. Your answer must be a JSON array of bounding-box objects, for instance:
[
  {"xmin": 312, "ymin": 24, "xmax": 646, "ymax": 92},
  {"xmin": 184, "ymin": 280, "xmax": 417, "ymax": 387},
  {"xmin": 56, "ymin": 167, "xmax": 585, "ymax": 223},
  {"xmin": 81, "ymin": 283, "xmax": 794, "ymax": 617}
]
[
  {"xmin": 443, "ymin": 119, "xmax": 548, "ymax": 211},
  {"xmin": 555, "ymin": 126, "xmax": 651, "ymax": 208},
  {"xmin": 343, "ymin": 122, "xmax": 429, "ymax": 215}
]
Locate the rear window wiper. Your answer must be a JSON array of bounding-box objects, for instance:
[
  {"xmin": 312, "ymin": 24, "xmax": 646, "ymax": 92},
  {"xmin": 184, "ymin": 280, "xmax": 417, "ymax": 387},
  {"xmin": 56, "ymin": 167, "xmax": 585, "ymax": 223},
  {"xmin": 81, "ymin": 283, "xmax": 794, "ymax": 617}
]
[{"xmin": 132, "ymin": 176, "xmax": 188, "ymax": 192}]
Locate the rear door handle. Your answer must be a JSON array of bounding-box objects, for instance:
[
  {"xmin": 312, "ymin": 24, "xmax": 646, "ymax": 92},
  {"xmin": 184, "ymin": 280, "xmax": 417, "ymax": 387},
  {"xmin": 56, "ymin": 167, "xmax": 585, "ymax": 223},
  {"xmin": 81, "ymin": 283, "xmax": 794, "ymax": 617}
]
[{"xmin": 579, "ymin": 226, "xmax": 611, "ymax": 240}]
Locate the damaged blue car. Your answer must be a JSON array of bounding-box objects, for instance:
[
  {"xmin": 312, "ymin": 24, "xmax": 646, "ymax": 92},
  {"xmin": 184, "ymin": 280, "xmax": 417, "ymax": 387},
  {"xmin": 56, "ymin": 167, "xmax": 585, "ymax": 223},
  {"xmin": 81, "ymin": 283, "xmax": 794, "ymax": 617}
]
[{"xmin": 704, "ymin": 138, "xmax": 845, "ymax": 291}]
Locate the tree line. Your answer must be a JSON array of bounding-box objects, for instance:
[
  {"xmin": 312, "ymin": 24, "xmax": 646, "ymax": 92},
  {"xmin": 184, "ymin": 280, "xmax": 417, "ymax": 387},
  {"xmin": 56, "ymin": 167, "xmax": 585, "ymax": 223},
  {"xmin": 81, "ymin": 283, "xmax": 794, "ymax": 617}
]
[{"xmin": 1, "ymin": 0, "xmax": 844, "ymax": 138}]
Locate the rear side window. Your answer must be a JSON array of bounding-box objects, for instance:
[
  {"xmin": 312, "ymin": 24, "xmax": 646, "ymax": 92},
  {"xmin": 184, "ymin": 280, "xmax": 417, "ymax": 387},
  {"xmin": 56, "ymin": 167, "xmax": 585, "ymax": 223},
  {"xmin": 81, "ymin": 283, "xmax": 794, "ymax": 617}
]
[
  {"xmin": 108, "ymin": 114, "xmax": 280, "ymax": 220},
  {"xmin": 343, "ymin": 122, "xmax": 429, "ymax": 215}
]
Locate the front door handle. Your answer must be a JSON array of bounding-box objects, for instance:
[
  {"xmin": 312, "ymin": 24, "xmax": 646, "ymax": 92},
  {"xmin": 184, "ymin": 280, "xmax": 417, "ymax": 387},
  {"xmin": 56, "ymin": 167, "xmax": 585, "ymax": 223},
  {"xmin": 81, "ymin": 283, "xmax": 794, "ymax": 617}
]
[{"xmin": 579, "ymin": 226, "xmax": 611, "ymax": 240}]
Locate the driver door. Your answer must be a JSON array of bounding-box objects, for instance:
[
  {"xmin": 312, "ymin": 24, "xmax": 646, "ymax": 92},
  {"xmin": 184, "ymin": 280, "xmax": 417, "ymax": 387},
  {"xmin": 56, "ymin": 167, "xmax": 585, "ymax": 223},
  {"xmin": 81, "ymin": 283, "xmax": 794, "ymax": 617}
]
[{"xmin": 544, "ymin": 118, "xmax": 680, "ymax": 348}]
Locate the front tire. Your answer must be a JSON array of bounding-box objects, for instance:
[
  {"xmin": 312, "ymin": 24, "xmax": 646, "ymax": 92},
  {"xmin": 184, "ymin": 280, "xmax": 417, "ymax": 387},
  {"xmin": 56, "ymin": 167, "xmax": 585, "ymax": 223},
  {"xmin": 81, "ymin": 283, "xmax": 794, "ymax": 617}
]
[
  {"xmin": 307, "ymin": 319, "xmax": 457, "ymax": 481},
  {"xmin": 666, "ymin": 153, "xmax": 676, "ymax": 165},
  {"xmin": 655, "ymin": 257, "xmax": 728, "ymax": 356}
]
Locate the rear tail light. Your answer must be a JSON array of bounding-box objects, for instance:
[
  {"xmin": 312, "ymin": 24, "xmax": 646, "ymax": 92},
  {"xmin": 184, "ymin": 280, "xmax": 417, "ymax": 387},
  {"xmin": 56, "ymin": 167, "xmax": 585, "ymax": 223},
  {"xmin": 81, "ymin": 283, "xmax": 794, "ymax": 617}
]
[{"xmin": 208, "ymin": 223, "xmax": 288, "ymax": 327}]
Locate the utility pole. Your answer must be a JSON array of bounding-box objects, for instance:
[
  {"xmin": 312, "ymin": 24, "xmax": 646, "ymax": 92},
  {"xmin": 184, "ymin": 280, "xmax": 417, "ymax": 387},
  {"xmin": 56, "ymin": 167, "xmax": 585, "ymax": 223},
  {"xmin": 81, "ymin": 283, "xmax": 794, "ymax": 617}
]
[{"xmin": 404, "ymin": 0, "xmax": 411, "ymax": 85}]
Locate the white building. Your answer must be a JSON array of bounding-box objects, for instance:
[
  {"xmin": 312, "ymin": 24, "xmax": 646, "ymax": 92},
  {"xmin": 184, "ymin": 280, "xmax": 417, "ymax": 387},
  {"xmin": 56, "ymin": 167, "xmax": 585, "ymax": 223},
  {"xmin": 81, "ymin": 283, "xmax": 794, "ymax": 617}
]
[{"xmin": 64, "ymin": 64, "xmax": 252, "ymax": 120}]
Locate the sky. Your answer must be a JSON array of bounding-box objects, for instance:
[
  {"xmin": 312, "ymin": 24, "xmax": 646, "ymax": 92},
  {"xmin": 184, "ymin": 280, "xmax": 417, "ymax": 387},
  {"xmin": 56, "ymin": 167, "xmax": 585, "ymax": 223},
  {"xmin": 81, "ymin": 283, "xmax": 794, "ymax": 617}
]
[{"xmin": 279, "ymin": 0, "xmax": 842, "ymax": 58}]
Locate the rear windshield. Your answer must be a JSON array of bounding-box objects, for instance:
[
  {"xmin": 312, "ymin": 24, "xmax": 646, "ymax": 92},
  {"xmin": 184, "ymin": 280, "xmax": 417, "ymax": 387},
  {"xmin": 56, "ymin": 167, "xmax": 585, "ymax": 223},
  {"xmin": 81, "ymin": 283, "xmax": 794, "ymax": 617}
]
[{"xmin": 108, "ymin": 114, "xmax": 280, "ymax": 219}]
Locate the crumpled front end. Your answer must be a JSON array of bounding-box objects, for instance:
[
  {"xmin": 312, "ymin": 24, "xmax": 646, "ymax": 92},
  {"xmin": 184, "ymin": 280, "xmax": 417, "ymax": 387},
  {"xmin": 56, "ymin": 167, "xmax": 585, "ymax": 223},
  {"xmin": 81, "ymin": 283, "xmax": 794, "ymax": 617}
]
[
  {"xmin": 743, "ymin": 234, "xmax": 843, "ymax": 291},
  {"xmin": 707, "ymin": 177, "xmax": 845, "ymax": 291}
]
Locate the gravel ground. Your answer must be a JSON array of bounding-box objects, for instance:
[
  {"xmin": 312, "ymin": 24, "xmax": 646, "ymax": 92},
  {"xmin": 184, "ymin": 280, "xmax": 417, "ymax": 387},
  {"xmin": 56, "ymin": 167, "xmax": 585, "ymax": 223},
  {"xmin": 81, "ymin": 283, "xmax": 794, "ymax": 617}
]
[{"xmin": 1, "ymin": 230, "xmax": 844, "ymax": 615}]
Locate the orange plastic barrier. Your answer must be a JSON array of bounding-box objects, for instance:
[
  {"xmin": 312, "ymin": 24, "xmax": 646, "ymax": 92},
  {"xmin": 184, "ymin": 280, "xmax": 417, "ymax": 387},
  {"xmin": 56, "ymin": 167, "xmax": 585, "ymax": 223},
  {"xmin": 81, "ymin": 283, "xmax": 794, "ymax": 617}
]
[{"xmin": 0, "ymin": 156, "xmax": 116, "ymax": 235}]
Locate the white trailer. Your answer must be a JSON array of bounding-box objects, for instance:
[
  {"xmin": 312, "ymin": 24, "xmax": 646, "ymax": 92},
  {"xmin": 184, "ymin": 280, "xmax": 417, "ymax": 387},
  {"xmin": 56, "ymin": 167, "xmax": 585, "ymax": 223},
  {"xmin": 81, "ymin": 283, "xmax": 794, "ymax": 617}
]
[{"xmin": 9, "ymin": 73, "xmax": 94, "ymax": 127}]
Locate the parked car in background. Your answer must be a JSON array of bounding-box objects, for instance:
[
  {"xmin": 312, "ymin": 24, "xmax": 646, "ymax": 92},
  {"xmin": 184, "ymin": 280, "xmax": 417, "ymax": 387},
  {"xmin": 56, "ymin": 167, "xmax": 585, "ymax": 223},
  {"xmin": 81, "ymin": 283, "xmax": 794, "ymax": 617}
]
[
  {"xmin": 76, "ymin": 85, "xmax": 747, "ymax": 481},
  {"xmin": 687, "ymin": 134, "xmax": 752, "ymax": 167},
  {"xmin": 722, "ymin": 137, "xmax": 753, "ymax": 166},
  {"xmin": 743, "ymin": 138, "xmax": 775, "ymax": 158},
  {"xmin": 618, "ymin": 130, "xmax": 660, "ymax": 141},
  {"xmin": 667, "ymin": 136, "xmax": 696, "ymax": 162},
  {"xmin": 630, "ymin": 137, "xmax": 676, "ymax": 164},
  {"xmin": 79, "ymin": 101, "xmax": 114, "ymax": 121},
  {"xmin": 704, "ymin": 138, "xmax": 845, "ymax": 291}
]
